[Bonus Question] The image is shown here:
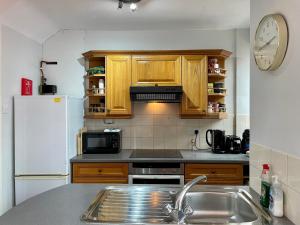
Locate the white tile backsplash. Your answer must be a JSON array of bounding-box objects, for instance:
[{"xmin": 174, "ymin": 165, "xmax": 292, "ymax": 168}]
[
  {"xmin": 287, "ymin": 154, "xmax": 300, "ymax": 194},
  {"xmin": 131, "ymin": 137, "xmax": 153, "ymax": 149},
  {"xmin": 271, "ymin": 149, "xmax": 288, "ymax": 184},
  {"xmin": 132, "ymin": 126, "xmax": 153, "ymax": 138},
  {"xmin": 85, "ymin": 103, "xmax": 234, "ymax": 150},
  {"xmin": 250, "ymin": 142, "xmax": 300, "ymax": 224},
  {"xmin": 154, "ymin": 138, "xmax": 165, "ymax": 149}
]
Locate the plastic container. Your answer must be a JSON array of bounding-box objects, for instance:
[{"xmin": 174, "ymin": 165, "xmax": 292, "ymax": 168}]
[
  {"xmin": 260, "ymin": 164, "xmax": 271, "ymax": 208},
  {"xmin": 269, "ymin": 176, "xmax": 283, "ymax": 217}
]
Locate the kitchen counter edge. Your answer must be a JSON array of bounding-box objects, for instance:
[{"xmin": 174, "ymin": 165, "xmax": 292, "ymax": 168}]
[{"xmin": 70, "ymin": 149, "xmax": 249, "ymax": 164}]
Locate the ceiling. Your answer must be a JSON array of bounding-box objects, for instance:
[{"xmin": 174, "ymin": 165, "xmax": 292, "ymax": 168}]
[{"xmin": 0, "ymin": 0, "xmax": 250, "ymax": 43}]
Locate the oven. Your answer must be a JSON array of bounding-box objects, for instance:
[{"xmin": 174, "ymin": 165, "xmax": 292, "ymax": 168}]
[{"xmin": 128, "ymin": 162, "xmax": 184, "ymax": 186}]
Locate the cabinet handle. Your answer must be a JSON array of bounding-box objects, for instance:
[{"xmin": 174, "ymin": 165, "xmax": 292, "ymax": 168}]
[
  {"xmin": 98, "ymin": 169, "xmax": 102, "ymax": 173},
  {"xmin": 211, "ymin": 171, "xmax": 216, "ymax": 174}
]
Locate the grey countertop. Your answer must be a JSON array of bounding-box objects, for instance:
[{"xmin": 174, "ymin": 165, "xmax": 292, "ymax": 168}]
[
  {"xmin": 70, "ymin": 149, "xmax": 249, "ymax": 164},
  {"xmin": 0, "ymin": 184, "xmax": 294, "ymax": 225}
]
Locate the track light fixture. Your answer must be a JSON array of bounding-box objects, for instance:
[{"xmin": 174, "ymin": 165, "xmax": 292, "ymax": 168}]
[{"xmin": 118, "ymin": 0, "xmax": 141, "ymax": 12}]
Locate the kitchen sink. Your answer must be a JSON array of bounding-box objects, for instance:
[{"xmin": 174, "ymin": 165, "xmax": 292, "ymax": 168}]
[
  {"xmin": 183, "ymin": 190, "xmax": 258, "ymax": 224},
  {"xmin": 81, "ymin": 186, "xmax": 271, "ymax": 225}
]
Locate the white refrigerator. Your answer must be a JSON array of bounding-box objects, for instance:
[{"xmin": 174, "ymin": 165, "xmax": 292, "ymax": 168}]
[{"xmin": 14, "ymin": 96, "xmax": 83, "ymax": 205}]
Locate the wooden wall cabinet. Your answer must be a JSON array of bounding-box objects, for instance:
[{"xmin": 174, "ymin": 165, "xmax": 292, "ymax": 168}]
[
  {"xmin": 181, "ymin": 55, "xmax": 208, "ymax": 116},
  {"xmin": 72, "ymin": 163, "xmax": 128, "ymax": 183},
  {"xmin": 185, "ymin": 164, "xmax": 243, "ymax": 185},
  {"xmin": 106, "ymin": 55, "xmax": 132, "ymax": 116},
  {"xmin": 132, "ymin": 55, "xmax": 182, "ymax": 86},
  {"xmin": 83, "ymin": 50, "xmax": 231, "ymax": 119}
]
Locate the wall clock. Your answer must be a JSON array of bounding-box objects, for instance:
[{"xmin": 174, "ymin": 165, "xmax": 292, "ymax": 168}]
[{"xmin": 254, "ymin": 14, "xmax": 289, "ymax": 71}]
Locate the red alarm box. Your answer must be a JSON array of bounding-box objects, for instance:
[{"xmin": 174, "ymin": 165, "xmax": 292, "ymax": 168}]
[{"xmin": 21, "ymin": 78, "xmax": 33, "ymax": 96}]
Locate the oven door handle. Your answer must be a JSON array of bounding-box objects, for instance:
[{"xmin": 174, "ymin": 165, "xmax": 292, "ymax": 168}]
[{"xmin": 129, "ymin": 175, "xmax": 182, "ymax": 179}]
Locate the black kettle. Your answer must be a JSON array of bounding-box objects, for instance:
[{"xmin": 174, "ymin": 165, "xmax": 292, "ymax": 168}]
[
  {"xmin": 206, "ymin": 130, "xmax": 226, "ymax": 153},
  {"xmin": 225, "ymin": 135, "xmax": 242, "ymax": 154}
]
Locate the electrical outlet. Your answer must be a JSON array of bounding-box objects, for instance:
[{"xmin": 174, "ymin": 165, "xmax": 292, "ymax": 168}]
[{"xmin": 191, "ymin": 139, "xmax": 195, "ymax": 145}]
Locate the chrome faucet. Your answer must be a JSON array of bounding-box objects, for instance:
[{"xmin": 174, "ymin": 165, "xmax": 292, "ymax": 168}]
[{"xmin": 164, "ymin": 175, "xmax": 207, "ymax": 223}]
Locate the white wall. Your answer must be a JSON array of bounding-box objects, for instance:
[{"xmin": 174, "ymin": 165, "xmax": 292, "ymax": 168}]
[
  {"xmin": 43, "ymin": 29, "xmax": 237, "ymax": 112},
  {"xmin": 0, "ymin": 25, "xmax": 42, "ymax": 214},
  {"xmin": 250, "ymin": 1, "xmax": 300, "ymax": 223},
  {"xmin": 42, "ymin": 29, "xmax": 238, "ymax": 149},
  {"xmin": 236, "ymin": 29, "xmax": 250, "ymax": 137},
  {"xmin": 251, "ymin": 0, "xmax": 300, "ymax": 157},
  {"xmin": 0, "ymin": 22, "xmax": 3, "ymax": 215},
  {"xmin": 43, "ymin": 29, "xmax": 237, "ymax": 110}
]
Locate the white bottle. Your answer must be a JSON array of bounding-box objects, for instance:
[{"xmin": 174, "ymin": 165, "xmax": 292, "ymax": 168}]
[
  {"xmin": 269, "ymin": 175, "xmax": 283, "ymax": 217},
  {"xmin": 98, "ymin": 79, "xmax": 105, "ymax": 95}
]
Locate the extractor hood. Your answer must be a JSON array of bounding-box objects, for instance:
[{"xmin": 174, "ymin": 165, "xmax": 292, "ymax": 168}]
[{"xmin": 130, "ymin": 86, "xmax": 183, "ymax": 103}]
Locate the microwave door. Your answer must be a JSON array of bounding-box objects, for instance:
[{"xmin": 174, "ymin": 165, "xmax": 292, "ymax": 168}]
[{"xmin": 82, "ymin": 133, "xmax": 115, "ymax": 154}]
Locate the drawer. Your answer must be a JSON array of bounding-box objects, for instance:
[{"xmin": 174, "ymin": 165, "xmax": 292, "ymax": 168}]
[
  {"xmin": 73, "ymin": 163, "xmax": 128, "ymax": 179},
  {"xmin": 185, "ymin": 164, "xmax": 243, "ymax": 180}
]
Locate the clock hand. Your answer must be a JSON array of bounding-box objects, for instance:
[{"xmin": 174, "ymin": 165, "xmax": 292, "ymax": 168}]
[{"xmin": 258, "ymin": 36, "xmax": 276, "ymax": 51}]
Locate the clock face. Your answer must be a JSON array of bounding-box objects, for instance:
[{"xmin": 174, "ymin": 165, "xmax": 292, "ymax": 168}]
[{"xmin": 254, "ymin": 14, "xmax": 288, "ymax": 71}]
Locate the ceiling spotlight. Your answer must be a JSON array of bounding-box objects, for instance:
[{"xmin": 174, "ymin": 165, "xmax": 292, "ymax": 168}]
[
  {"xmin": 130, "ymin": 3, "xmax": 137, "ymax": 12},
  {"xmin": 117, "ymin": 0, "xmax": 141, "ymax": 12}
]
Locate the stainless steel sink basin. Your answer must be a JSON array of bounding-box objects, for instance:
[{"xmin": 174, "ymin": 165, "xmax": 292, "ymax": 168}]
[
  {"xmin": 183, "ymin": 190, "xmax": 258, "ymax": 224},
  {"xmin": 81, "ymin": 186, "xmax": 271, "ymax": 225}
]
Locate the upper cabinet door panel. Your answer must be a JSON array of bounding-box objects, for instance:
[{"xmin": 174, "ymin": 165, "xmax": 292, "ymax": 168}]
[
  {"xmin": 107, "ymin": 55, "xmax": 132, "ymax": 115},
  {"xmin": 132, "ymin": 55, "xmax": 181, "ymax": 86},
  {"xmin": 181, "ymin": 55, "xmax": 208, "ymax": 115}
]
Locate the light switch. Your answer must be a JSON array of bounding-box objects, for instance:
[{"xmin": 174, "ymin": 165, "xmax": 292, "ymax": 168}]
[{"xmin": 1, "ymin": 101, "xmax": 9, "ymax": 114}]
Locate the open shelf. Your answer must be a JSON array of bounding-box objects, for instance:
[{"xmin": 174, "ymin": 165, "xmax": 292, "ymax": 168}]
[
  {"xmin": 208, "ymin": 93, "xmax": 227, "ymax": 97},
  {"xmin": 203, "ymin": 112, "xmax": 228, "ymax": 119},
  {"xmin": 207, "ymin": 56, "xmax": 228, "ymax": 119},
  {"xmin": 86, "ymin": 94, "xmax": 105, "ymax": 97},
  {"xmin": 84, "ymin": 114, "xmax": 132, "ymax": 119},
  {"xmin": 85, "ymin": 56, "xmax": 107, "ymax": 118},
  {"xmin": 208, "ymin": 73, "xmax": 227, "ymax": 78},
  {"xmin": 85, "ymin": 74, "xmax": 106, "ymax": 78}
]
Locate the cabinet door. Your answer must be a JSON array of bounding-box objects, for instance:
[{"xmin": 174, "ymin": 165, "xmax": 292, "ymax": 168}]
[
  {"xmin": 181, "ymin": 55, "xmax": 208, "ymax": 116},
  {"xmin": 107, "ymin": 55, "xmax": 132, "ymax": 115},
  {"xmin": 132, "ymin": 55, "xmax": 181, "ymax": 86},
  {"xmin": 185, "ymin": 164, "xmax": 243, "ymax": 185}
]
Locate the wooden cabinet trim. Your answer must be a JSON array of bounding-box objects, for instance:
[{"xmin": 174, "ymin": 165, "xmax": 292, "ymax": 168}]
[{"xmin": 83, "ymin": 50, "xmax": 232, "ymax": 58}]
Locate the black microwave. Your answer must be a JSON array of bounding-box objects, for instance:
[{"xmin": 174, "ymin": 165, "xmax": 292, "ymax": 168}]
[{"xmin": 82, "ymin": 130, "xmax": 121, "ymax": 154}]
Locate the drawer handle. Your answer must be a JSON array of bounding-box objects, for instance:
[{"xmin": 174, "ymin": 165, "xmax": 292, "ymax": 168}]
[
  {"xmin": 211, "ymin": 171, "xmax": 216, "ymax": 174},
  {"xmin": 98, "ymin": 170, "xmax": 102, "ymax": 173}
]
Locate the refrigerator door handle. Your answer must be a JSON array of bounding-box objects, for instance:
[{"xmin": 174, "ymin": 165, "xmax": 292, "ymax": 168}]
[{"xmin": 15, "ymin": 175, "xmax": 69, "ymax": 180}]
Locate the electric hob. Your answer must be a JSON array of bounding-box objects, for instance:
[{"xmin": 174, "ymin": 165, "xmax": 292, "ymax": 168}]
[{"xmin": 129, "ymin": 149, "xmax": 183, "ymax": 159}]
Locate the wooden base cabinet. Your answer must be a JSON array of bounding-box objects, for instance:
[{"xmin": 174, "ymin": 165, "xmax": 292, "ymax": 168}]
[
  {"xmin": 72, "ymin": 163, "xmax": 128, "ymax": 184},
  {"xmin": 185, "ymin": 164, "xmax": 243, "ymax": 185}
]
